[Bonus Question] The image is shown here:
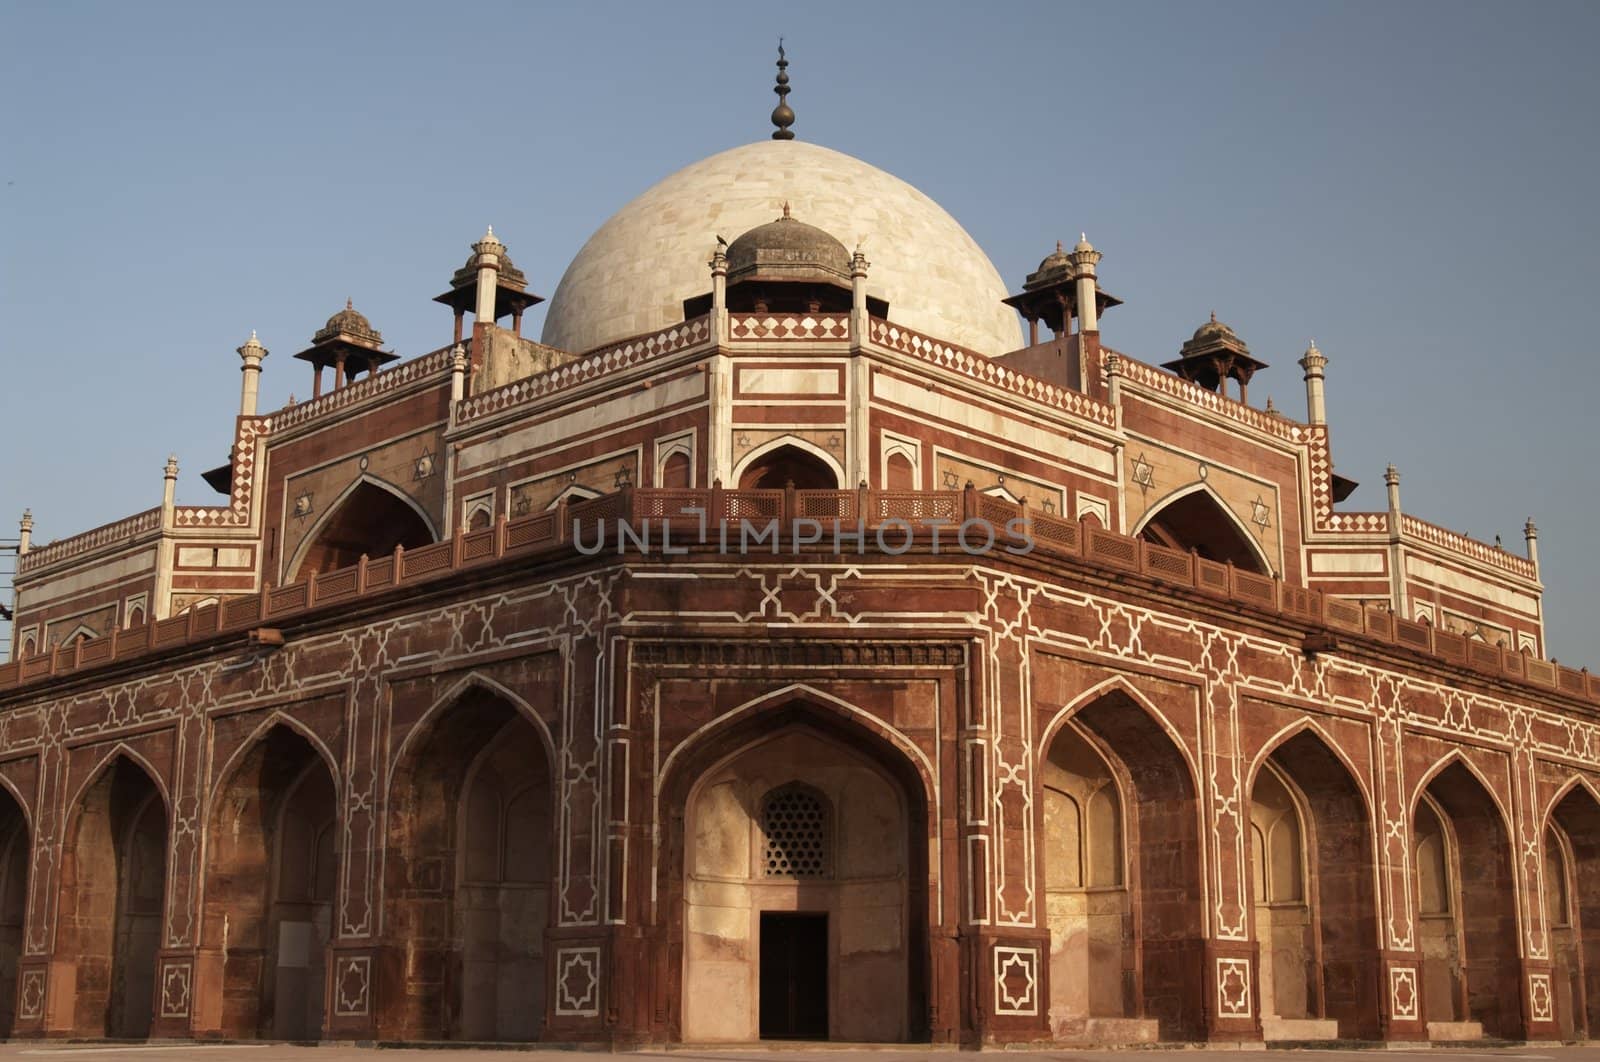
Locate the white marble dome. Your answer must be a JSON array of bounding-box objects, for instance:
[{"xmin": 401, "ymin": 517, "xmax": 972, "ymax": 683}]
[{"xmin": 541, "ymin": 139, "xmax": 1023, "ymax": 356}]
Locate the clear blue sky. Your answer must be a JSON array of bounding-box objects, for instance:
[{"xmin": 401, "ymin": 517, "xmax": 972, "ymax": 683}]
[{"xmin": 2, "ymin": 2, "xmax": 1596, "ymax": 661}]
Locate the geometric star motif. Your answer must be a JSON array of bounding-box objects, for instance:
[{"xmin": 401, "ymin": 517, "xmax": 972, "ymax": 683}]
[
  {"xmin": 293, "ymin": 492, "xmax": 313, "ymax": 520},
  {"xmin": 1251, "ymin": 495, "xmax": 1271, "ymax": 531},
  {"xmin": 413, "ymin": 449, "xmax": 435, "ymax": 481},
  {"xmin": 1131, "ymin": 452, "xmax": 1155, "ymax": 494}
]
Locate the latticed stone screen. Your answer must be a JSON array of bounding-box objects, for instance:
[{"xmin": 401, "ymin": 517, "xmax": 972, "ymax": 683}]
[{"xmin": 762, "ymin": 786, "xmax": 827, "ymax": 877}]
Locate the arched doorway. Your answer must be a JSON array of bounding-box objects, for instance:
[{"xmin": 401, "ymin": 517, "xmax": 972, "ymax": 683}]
[
  {"xmin": 1249, "ymin": 731, "xmax": 1380, "ymax": 1039},
  {"xmin": 1413, "ymin": 761, "xmax": 1521, "ymax": 1038},
  {"xmin": 58, "ymin": 755, "xmax": 167, "ymax": 1038},
  {"xmin": 737, "ymin": 444, "xmax": 840, "ymax": 491},
  {"xmin": 1136, "ymin": 489, "xmax": 1270, "ymax": 574},
  {"xmin": 0, "ymin": 785, "xmax": 28, "ymax": 1037},
  {"xmin": 382, "ymin": 687, "xmax": 553, "ymax": 1041},
  {"xmin": 1547, "ymin": 784, "xmax": 1600, "ymax": 1038},
  {"xmin": 291, "ymin": 479, "xmax": 435, "ymax": 579},
  {"xmin": 1043, "ymin": 686, "xmax": 1205, "ymax": 1041},
  {"xmin": 202, "ymin": 725, "xmax": 339, "ymax": 1039},
  {"xmin": 662, "ymin": 700, "xmax": 930, "ymax": 1044}
]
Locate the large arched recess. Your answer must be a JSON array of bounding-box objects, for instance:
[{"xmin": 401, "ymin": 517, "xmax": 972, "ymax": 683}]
[
  {"xmin": 56, "ymin": 753, "xmax": 168, "ymax": 1038},
  {"xmin": 202, "ymin": 723, "xmax": 340, "ymax": 1040},
  {"xmin": 1040, "ymin": 682, "xmax": 1206, "ymax": 1041},
  {"xmin": 379, "ymin": 682, "xmax": 555, "ymax": 1042},
  {"xmin": 1134, "ymin": 486, "xmax": 1272, "ymax": 575},
  {"xmin": 1247, "ymin": 727, "xmax": 1381, "ymax": 1039},
  {"xmin": 289, "ymin": 477, "xmax": 436, "ymax": 580},
  {"xmin": 1412, "ymin": 758, "xmax": 1522, "ymax": 1038},
  {"xmin": 656, "ymin": 694, "xmax": 933, "ymax": 1044},
  {"xmin": 0, "ymin": 782, "xmax": 29, "ymax": 1037},
  {"xmin": 1547, "ymin": 781, "xmax": 1600, "ymax": 1038},
  {"xmin": 734, "ymin": 441, "xmax": 842, "ymax": 491}
]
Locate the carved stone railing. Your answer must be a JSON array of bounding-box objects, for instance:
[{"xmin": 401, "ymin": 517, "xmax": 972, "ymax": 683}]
[
  {"xmin": 729, "ymin": 313, "xmax": 849, "ymax": 340},
  {"xmin": 272, "ymin": 347, "xmax": 455, "ymax": 432},
  {"xmin": 1402, "ymin": 514, "xmax": 1537, "ymax": 580},
  {"xmin": 1113, "ymin": 350, "xmax": 1308, "ymax": 443},
  {"xmin": 867, "ymin": 318, "xmax": 1117, "ymax": 428},
  {"xmin": 1, "ymin": 487, "xmax": 1590, "ymax": 706},
  {"xmin": 457, "ymin": 317, "xmax": 712, "ymax": 425},
  {"xmin": 17, "ymin": 508, "xmax": 161, "ymax": 574}
]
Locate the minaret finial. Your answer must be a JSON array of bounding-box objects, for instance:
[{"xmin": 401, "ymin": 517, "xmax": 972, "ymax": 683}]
[{"xmin": 770, "ymin": 39, "xmax": 796, "ymax": 141}]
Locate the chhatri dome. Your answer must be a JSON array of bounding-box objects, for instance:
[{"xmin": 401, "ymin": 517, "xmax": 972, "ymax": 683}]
[{"xmin": 541, "ymin": 53, "xmax": 1022, "ymax": 356}]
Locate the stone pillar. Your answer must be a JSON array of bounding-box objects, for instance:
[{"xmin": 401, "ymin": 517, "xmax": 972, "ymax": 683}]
[
  {"xmin": 1524, "ymin": 518, "xmax": 1539, "ymax": 571},
  {"xmin": 449, "ymin": 343, "xmax": 466, "ymax": 405},
  {"xmin": 161, "ymin": 455, "xmax": 179, "ymax": 525},
  {"xmin": 709, "ymin": 243, "xmax": 728, "ymax": 344},
  {"xmin": 849, "ymin": 244, "xmax": 870, "ymax": 343},
  {"xmin": 1298, "ymin": 341, "xmax": 1328, "ymax": 425},
  {"xmin": 236, "ymin": 331, "xmax": 267, "ymax": 417},
  {"xmin": 1385, "ymin": 464, "xmax": 1405, "ymax": 614},
  {"xmin": 1103, "ymin": 350, "xmax": 1123, "ymax": 407},
  {"xmin": 17, "ymin": 509, "xmax": 31, "ymax": 555}
]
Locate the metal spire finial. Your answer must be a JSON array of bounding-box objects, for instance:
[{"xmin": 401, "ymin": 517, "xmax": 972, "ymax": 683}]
[{"xmin": 770, "ymin": 39, "xmax": 796, "ymax": 141}]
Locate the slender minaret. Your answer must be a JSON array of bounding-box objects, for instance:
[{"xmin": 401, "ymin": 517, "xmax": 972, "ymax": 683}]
[
  {"xmin": 1524, "ymin": 518, "xmax": 1540, "ymax": 571},
  {"xmin": 710, "ymin": 237, "xmax": 729, "ymax": 341},
  {"xmin": 1069, "ymin": 234, "xmax": 1102, "ymax": 334},
  {"xmin": 771, "ymin": 41, "xmax": 796, "ymax": 140},
  {"xmin": 1384, "ymin": 464, "xmax": 1402, "ymax": 524},
  {"xmin": 17, "ymin": 510, "xmax": 32, "ymax": 556},
  {"xmin": 473, "ymin": 227, "xmax": 503, "ymax": 325},
  {"xmin": 1299, "ymin": 340, "xmax": 1328, "ymax": 425},
  {"xmin": 237, "ymin": 331, "xmax": 268, "ymax": 417}
]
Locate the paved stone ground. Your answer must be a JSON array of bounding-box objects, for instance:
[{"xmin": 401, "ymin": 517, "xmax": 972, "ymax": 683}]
[{"xmin": 0, "ymin": 1045, "xmax": 1597, "ymax": 1062}]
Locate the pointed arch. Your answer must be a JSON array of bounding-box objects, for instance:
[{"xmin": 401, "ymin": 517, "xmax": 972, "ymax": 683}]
[
  {"xmin": 657, "ymin": 682, "xmax": 935, "ymax": 813},
  {"xmin": 731, "ymin": 437, "xmax": 844, "ymax": 491},
  {"xmin": 0, "ymin": 772, "xmax": 33, "ymax": 835},
  {"xmin": 285, "ymin": 474, "xmax": 437, "ymax": 581},
  {"xmin": 207, "ymin": 710, "xmax": 342, "ymax": 818},
  {"xmin": 66, "ymin": 743, "xmax": 171, "ymax": 821},
  {"xmin": 58, "ymin": 624, "xmax": 98, "ymax": 647},
  {"xmin": 1545, "ymin": 775, "xmax": 1600, "ymax": 832},
  {"xmin": 1038, "ymin": 674, "xmax": 1201, "ymax": 789},
  {"xmin": 1132, "ymin": 482, "xmax": 1273, "ymax": 575},
  {"xmin": 1246, "ymin": 716, "xmax": 1374, "ymax": 818},
  {"xmin": 386, "ymin": 671, "xmax": 556, "ymax": 795},
  {"xmin": 1408, "ymin": 748, "xmax": 1515, "ymax": 835}
]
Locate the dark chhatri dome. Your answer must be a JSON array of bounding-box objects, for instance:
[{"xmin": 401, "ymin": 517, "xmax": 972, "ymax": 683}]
[
  {"xmin": 1022, "ymin": 240, "xmax": 1072, "ymax": 291},
  {"xmin": 725, "ymin": 204, "xmax": 851, "ymax": 287},
  {"xmin": 1181, "ymin": 312, "xmax": 1249, "ymax": 356},
  {"xmin": 313, "ymin": 299, "xmax": 383, "ymax": 349}
]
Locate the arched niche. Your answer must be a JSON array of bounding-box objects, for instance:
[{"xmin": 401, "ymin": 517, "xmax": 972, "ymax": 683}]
[
  {"xmin": 682, "ymin": 724, "xmax": 912, "ymax": 1043},
  {"xmin": 202, "ymin": 724, "xmax": 339, "ymax": 1039},
  {"xmin": 381, "ymin": 687, "xmax": 553, "ymax": 1042},
  {"xmin": 1248, "ymin": 730, "xmax": 1380, "ymax": 1039},
  {"xmin": 1547, "ymin": 784, "xmax": 1600, "ymax": 1038},
  {"xmin": 736, "ymin": 443, "xmax": 841, "ymax": 491},
  {"xmin": 290, "ymin": 478, "xmax": 435, "ymax": 580},
  {"xmin": 0, "ymin": 783, "xmax": 29, "ymax": 1037},
  {"xmin": 1413, "ymin": 761, "xmax": 1521, "ymax": 1038},
  {"xmin": 57, "ymin": 754, "xmax": 168, "ymax": 1038},
  {"xmin": 1043, "ymin": 685, "xmax": 1205, "ymax": 1041},
  {"xmin": 1135, "ymin": 487, "xmax": 1271, "ymax": 574}
]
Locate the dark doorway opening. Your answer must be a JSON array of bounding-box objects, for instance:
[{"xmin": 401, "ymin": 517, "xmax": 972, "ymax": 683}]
[{"xmin": 760, "ymin": 912, "xmax": 828, "ymax": 1040}]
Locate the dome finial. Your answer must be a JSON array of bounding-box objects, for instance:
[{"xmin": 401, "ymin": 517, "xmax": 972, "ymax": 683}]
[{"xmin": 770, "ymin": 39, "xmax": 796, "ymax": 141}]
